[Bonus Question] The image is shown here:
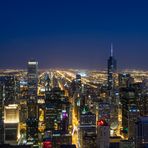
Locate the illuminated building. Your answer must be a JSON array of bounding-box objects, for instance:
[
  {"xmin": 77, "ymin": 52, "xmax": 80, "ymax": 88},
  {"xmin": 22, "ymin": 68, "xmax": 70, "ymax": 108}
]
[
  {"xmin": 0, "ymin": 76, "xmax": 16, "ymax": 105},
  {"xmin": 19, "ymin": 103, "xmax": 27, "ymax": 124},
  {"xmin": 141, "ymin": 93, "xmax": 148, "ymax": 116},
  {"xmin": 26, "ymin": 117, "xmax": 38, "ymax": 143},
  {"xmin": 128, "ymin": 105, "xmax": 140, "ymax": 139},
  {"xmin": 74, "ymin": 96, "xmax": 86, "ymax": 121},
  {"xmin": 45, "ymin": 87, "xmax": 70, "ymax": 133},
  {"xmin": 118, "ymin": 73, "xmax": 134, "ymax": 88},
  {"xmin": 70, "ymin": 74, "xmax": 82, "ymax": 96},
  {"xmin": 0, "ymin": 83, "xmax": 4, "ymax": 144},
  {"xmin": 98, "ymin": 102, "xmax": 110, "ymax": 124},
  {"xmin": 44, "ymin": 73, "xmax": 51, "ymax": 93},
  {"xmin": 0, "ymin": 76, "xmax": 19, "ymax": 144},
  {"xmin": 4, "ymin": 104, "xmax": 19, "ymax": 144},
  {"xmin": 27, "ymin": 60, "xmax": 38, "ymax": 98},
  {"xmin": 45, "ymin": 101, "xmax": 70, "ymax": 133},
  {"xmin": 107, "ymin": 44, "xmax": 117, "ymax": 90},
  {"xmin": 96, "ymin": 119, "xmax": 110, "ymax": 148},
  {"xmin": 71, "ymin": 74, "xmax": 83, "ymax": 120},
  {"xmin": 4, "ymin": 104, "xmax": 19, "ymax": 124},
  {"xmin": 27, "ymin": 59, "xmax": 38, "ymax": 93},
  {"xmin": 80, "ymin": 112, "xmax": 96, "ymax": 125},
  {"xmin": 79, "ymin": 112, "xmax": 96, "ymax": 148},
  {"xmin": 120, "ymin": 87, "xmax": 136, "ymax": 135},
  {"xmin": 135, "ymin": 116, "xmax": 148, "ymax": 148},
  {"xmin": 132, "ymin": 82, "xmax": 147, "ymax": 116},
  {"xmin": 27, "ymin": 60, "xmax": 38, "ymax": 142},
  {"xmin": 19, "ymin": 79, "xmax": 28, "ymax": 125},
  {"xmin": 120, "ymin": 81, "xmax": 148, "ymax": 139}
]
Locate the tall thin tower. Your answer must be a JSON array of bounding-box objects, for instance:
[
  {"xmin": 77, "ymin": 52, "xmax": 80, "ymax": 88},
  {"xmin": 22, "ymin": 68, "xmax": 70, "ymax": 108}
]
[
  {"xmin": 26, "ymin": 60, "xmax": 38, "ymax": 142},
  {"xmin": 107, "ymin": 44, "xmax": 117, "ymax": 90},
  {"xmin": 27, "ymin": 59, "xmax": 38, "ymax": 117}
]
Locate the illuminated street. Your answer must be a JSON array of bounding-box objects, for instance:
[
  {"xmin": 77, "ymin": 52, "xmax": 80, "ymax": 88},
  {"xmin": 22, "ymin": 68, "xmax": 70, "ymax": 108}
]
[{"xmin": 1, "ymin": 0, "xmax": 148, "ymax": 147}]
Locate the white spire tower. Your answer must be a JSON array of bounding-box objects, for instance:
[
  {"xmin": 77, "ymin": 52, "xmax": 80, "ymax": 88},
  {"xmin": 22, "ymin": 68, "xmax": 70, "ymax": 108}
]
[{"xmin": 110, "ymin": 43, "xmax": 113, "ymax": 57}]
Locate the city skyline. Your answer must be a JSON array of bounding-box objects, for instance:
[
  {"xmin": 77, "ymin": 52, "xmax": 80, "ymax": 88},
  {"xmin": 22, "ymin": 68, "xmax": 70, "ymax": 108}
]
[
  {"xmin": 1, "ymin": 1, "xmax": 148, "ymax": 147},
  {"xmin": 0, "ymin": 0, "xmax": 148, "ymax": 70}
]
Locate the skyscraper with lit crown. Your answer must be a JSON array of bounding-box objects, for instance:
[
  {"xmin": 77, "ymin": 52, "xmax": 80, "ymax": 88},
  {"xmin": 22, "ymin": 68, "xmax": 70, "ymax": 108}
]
[{"xmin": 26, "ymin": 60, "xmax": 39, "ymax": 142}]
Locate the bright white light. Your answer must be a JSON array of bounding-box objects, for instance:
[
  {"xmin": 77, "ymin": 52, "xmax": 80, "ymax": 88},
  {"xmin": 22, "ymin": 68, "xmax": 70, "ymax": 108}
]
[
  {"xmin": 28, "ymin": 62, "xmax": 38, "ymax": 65},
  {"xmin": 8, "ymin": 104, "xmax": 18, "ymax": 107},
  {"xmin": 78, "ymin": 72, "xmax": 87, "ymax": 77},
  {"xmin": 5, "ymin": 104, "xmax": 18, "ymax": 109},
  {"xmin": 110, "ymin": 129, "xmax": 114, "ymax": 136}
]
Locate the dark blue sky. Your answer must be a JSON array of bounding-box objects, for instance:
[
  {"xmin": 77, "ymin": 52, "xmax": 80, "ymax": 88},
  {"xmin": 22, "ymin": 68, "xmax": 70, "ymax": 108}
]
[{"xmin": 0, "ymin": 0, "xmax": 148, "ymax": 70}]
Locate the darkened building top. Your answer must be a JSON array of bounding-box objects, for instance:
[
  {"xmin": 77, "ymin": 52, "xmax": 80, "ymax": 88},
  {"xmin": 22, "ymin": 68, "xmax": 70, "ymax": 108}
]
[{"xmin": 60, "ymin": 144, "xmax": 76, "ymax": 148}]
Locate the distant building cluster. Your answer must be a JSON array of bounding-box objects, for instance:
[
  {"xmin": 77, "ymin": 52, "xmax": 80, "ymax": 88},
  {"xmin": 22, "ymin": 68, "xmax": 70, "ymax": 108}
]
[{"xmin": 0, "ymin": 46, "xmax": 148, "ymax": 148}]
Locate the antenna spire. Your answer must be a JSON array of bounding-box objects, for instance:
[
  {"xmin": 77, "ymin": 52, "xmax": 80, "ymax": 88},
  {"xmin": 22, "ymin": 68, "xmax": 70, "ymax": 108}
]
[{"xmin": 111, "ymin": 43, "xmax": 113, "ymax": 57}]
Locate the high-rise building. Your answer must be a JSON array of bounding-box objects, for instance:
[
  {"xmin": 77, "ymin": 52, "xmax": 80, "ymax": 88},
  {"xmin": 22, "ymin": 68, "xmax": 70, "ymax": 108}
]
[
  {"xmin": 26, "ymin": 60, "xmax": 38, "ymax": 142},
  {"xmin": 120, "ymin": 87, "xmax": 136, "ymax": 136},
  {"xmin": 96, "ymin": 119, "xmax": 110, "ymax": 148},
  {"xmin": 4, "ymin": 104, "xmax": 19, "ymax": 144},
  {"xmin": 107, "ymin": 44, "xmax": 117, "ymax": 90},
  {"xmin": 79, "ymin": 112, "xmax": 96, "ymax": 148},
  {"xmin": 45, "ymin": 87, "xmax": 70, "ymax": 133},
  {"xmin": 98, "ymin": 102, "xmax": 110, "ymax": 124},
  {"xmin": 44, "ymin": 87, "xmax": 71, "ymax": 147},
  {"xmin": 27, "ymin": 60, "xmax": 38, "ymax": 99},
  {"xmin": 0, "ymin": 76, "xmax": 16, "ymax": 105},
  {"xmin": 141, "ymin": 92, "xmax": 148, "ymax": 116},
  {"xmin": 44, "ymin": 73, "xmax": 51, "ymax": 93},
  {"xmin": 128, "ymin": 105, "xmax": 140, "ymax": 139},
  {"xmin": 120, "ymin": 81, "xmax": 147, "ymax": 139},
  {"xmin": 0, "ymin": 76, "xmax": 18, "ymax": 144},
  {"xmin": 26, "ymin": 117, "xmax": 38, "ymax": 143},
  {"xmin": 135, "ymin": 116, "xmax": 148, "ymax": 148},
  {"xmin": 0, "ymin": 83, "xmax": 4, "ymax": 144},
  {"xmin": 27, "ymin": 59, "xmax": 38, "ymax": 118},
  {"xmin": 118, "ymin": 73, "xmax": 134, "ymax": 88},
  {"xmin": 80, "ymin": 112, "xmax": 96, "ymax": 125},
  {"xmin": 132, "ymin": 82, "xmax": 148, "ymax": 116}
]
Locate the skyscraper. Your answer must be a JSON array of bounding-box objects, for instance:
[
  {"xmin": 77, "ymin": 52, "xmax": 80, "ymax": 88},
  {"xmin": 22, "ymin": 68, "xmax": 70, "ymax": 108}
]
[
  {"xmin": 120, "ymin": 87, "xmax": 136, "ymax": 136},
  {"xmin": 0, "ymin": 76, "xmax": 16, "ymax": 105},
  {"xmin": 135, "ymin": 116, "xmax": 148, "ymax": 148},
  {"xmin": 107, "ymin": 44, "xmax": 117, "ymax": 90},
  {"xmin": 96, "ymin": 119, "xmax": 110, "ymax": 148},
  {"xmin": 27, "ymin": 60, "xmax": 38, "ymax": 118},
  {"xmin": 0, "ymin": 83, "xmax": 4, "ymax": 144},
  {"xmin": 27, "ymin": 60, "xmax": 38, "ymax": 99},
  {"xmin": 79, "ymin": 112, "xmax": 96, "ymax": 148},
  {"xmin": 27, "ymin": 60, "xmax": 38, "ymax": 142},
  {"xmin": 0, "ymin": 76, "xmax": 18, "ymax": 144},
  {"xmin": 118, "ymin": 73, "xmax": 134, "ymax": 88},
  {"xmin": 4, "ymin": 104, "xmax": 19, "ymax": 144},
  {"xmin": 128, "ymin": 104, "xmax": 140, "ymax": 139}
]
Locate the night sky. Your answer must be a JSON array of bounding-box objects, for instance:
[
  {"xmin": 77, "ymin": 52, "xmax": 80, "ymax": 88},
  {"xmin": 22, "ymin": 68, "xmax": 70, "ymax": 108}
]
[{"xmin": 0, "ymin": 0, "xmax": 148, "ymax": 70}]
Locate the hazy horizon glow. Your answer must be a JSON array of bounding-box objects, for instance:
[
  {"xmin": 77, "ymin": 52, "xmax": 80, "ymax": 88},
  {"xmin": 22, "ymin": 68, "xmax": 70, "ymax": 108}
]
[{"xmin": 0, "ymin": 0, "xmax": 148, "ymax": 70}]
